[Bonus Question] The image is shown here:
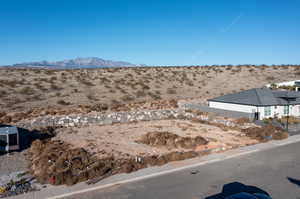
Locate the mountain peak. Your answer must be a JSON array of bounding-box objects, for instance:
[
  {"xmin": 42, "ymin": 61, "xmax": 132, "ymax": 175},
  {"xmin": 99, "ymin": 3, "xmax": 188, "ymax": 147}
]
[{"xmin": 12, "ymin": 57, "xmax": 140, "ymax": 69}]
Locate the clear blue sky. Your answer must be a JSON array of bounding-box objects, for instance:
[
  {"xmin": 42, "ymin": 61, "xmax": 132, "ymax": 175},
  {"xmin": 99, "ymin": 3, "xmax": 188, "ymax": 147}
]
[{"xmin": 1, "ymin": 0, "xmax": 300, "ymax": 66}]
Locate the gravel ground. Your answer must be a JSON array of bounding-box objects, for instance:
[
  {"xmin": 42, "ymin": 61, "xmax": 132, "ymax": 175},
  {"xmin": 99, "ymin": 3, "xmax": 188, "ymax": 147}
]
[{"xmin": 0, "ymin": 151, "xmax": 28, "ymax": 176}]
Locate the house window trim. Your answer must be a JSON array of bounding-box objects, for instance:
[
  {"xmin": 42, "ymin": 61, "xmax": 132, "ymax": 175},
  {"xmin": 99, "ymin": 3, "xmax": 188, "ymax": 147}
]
[
  {"xmin": 264, "ymin": 106, "xmax": 271, "ymax": 117},
  {"xmin": 284, "ymin": 105, "xmax": 289, "ymax": 115}
]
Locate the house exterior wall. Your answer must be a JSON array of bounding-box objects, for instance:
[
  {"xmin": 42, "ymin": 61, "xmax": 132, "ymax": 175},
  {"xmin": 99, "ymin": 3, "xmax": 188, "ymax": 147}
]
[
  {"xmin": 209, "ymin": 101, "xmax": 300, "ymax": 120},
  {"xmin": 208, "ymin": 101, "xmax": 258, "ymax": 113},
  {"xmin": 259, "ymin": 105, "xmax": 300, "ymax": 119}
]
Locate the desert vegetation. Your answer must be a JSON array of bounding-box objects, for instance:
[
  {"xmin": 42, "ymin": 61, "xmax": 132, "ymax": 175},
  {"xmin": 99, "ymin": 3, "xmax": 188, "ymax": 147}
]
[{"xmin": 0, "ymin": 65, "xmax": 299, "ymax": 117}]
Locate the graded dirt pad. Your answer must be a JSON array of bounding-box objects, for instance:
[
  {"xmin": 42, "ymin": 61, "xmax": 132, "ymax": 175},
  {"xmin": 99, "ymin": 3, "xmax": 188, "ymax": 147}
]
[
  {"xmin": 29, "ymin": 119, "xmax": 259, "ymax": 186},
  {"xmin": 28, "ymin": 120, "xmax": 284, "ymax": 186},
  {"xmin": 53, "ymin": 120, "xmax": 258, "ymax": 160}
]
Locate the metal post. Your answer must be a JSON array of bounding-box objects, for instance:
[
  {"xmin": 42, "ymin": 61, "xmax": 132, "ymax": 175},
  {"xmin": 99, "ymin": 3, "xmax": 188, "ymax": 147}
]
[{"xmin": 286, "ymin": 102, "xmax": 290, "ymax": 132}]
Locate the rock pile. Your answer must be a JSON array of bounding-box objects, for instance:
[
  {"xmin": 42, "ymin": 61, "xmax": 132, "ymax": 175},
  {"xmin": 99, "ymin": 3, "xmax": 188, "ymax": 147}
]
[{"xmin": 0, "ymin": 100, "xmax": 179, "ymax": 124}]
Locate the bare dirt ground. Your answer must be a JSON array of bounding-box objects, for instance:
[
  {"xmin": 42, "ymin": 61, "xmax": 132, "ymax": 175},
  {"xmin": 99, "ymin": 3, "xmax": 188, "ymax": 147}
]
[
  {"xmin": 53, "ymin": 120, "xmax": 258, "ymax": 160},
  {"xmin": 27, "ymin": 119, "xmax": 260, "ymax": 186},
  {"xmin": 0, "ymin": 65, "xmax": 299, "ymax": 119},
  {"xmin": 0, "ymin": 151, "xmax": 28, "ymax": 176}
]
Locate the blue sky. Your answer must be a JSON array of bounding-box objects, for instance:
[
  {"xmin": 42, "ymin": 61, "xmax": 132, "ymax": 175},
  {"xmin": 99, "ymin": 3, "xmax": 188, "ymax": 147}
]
[{"xmin": 1, "ymin": 0, "xmax": 300, "ymax": 66}]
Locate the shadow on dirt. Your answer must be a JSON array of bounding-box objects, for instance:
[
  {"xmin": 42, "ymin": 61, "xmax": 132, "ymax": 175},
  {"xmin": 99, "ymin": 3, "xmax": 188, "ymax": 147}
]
[
  {"xmin": 205, "ymin": 182, "xmax": 271, "ymax": 199},
  {"xmin": 0, "ymin": 124, "xmax": 56, "ymax": 156}
]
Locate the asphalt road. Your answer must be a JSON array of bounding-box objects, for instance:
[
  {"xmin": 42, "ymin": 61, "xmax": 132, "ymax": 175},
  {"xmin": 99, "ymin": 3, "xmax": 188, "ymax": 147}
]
[{"xmin": 64, "ymin": 142, "xmax": 300, "ymax": 199}]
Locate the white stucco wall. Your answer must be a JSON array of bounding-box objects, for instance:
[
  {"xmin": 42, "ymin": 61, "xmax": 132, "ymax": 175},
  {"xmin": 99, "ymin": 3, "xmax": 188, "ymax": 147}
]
[
  {"xmin": 209, "ymin": 101, "xmax": 300, "ymax": 120},
  {"xmin": 260, "ymin": 105, "xmax": 300, "ymax": 119},
  {"xmin": 208, "ymin": 101, "xmax": 257, "ymax": 113}
]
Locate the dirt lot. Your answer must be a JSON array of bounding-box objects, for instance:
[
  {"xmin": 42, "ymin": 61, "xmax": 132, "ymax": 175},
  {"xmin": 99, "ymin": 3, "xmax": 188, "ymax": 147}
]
[
  {"xmin": 27, "ymin": 119, "xmax": 261, "ymax": 186},
  {"xmin": 0, "ymin": 65, "xmax": 299, "ymax": 120},
  {"xmin": 0, "ymin": 152, "xmax": 28, "ymax": 176},
  {"xmin": 22, "ymin": 117, "xmax": 289, "ymax": 187},
  {"xmin": 53, "ymin": 120, "xmax": 258, "ymax": 159}
]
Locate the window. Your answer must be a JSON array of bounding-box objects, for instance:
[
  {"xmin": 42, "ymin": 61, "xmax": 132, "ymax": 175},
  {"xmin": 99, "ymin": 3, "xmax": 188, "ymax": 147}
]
[
  {"xmin": 8, "ymin": 134, "xmax": 18, "ymax": 146},
  {"xmin": 284, "ymin": 106, "xmax": 289, "ymax": 115},
  {"xmin": 264, "ymin": 107, "xmax": 271, "ymax": 116},
  {"xmin": 0, "ymin": 135, "xmax": 7, "ymax": 147}
]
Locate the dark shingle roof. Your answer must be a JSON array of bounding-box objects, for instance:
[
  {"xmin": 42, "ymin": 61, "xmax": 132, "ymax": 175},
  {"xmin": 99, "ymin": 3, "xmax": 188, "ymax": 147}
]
[
  {"xmin": 208, "ymin": 88, "xmax": 300, "ymax": 106},
  {"xmin": 0, "ymin": 126, "xmax": 18, "ymax": 135}
]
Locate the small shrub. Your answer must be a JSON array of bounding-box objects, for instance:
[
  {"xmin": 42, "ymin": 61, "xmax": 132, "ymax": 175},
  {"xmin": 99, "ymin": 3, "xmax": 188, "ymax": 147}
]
[
  {"xmin": 167, "ymin": 88, "xmax": 177, "ymax": 94},
  {"xmin": 57, "ymin": 100, "xmax": 71, "ymax": 105},
  {"xmin": 18, "ymin": 87, "xmax": 35, "ymax": 95},
  {"xmin": 235, "ymin": 117, "xmax": 250, "ymax": 125},
  {"xmin": 135, "ymin": 90, "xmax": 147, "ymax": 98},
  {"xmin": 121, "ymin": 94, "xmax": 135, "ymax": 102}
]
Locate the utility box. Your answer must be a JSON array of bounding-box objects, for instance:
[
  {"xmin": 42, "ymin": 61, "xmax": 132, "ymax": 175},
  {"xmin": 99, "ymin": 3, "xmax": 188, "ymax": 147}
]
[{"xmin": 0, "ymin": 126, "xmax": 19, "ymax": 152}]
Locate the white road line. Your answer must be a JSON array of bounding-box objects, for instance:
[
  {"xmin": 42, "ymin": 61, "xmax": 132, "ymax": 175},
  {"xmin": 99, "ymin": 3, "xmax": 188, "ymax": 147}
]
[
  {"xmin": 274, "ymin": 141, "xmax": 295, "ymax": 146},
  {"xmin": 225, "ymin": 149, "xmax": 259, "ymax": 159}
]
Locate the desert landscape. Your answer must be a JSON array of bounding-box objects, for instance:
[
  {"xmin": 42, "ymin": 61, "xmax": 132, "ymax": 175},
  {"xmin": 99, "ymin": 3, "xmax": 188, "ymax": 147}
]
[
  {"xmin": 1, "ymin": 65, "xmax": 300, "ymax": 122},
  {"xmin": 0, "ymin": 65, "xmax": 295, "ymax": 197}
]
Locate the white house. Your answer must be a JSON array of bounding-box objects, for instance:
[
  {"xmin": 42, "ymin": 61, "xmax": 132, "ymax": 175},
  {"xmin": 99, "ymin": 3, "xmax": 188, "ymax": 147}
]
[
  {"xmin": 208, "ymin": 88, "xmax": 300, "ymax": 120},
  {"xmin": 266, "ymin": 80, "xmax": 300, "ymax": 91}
]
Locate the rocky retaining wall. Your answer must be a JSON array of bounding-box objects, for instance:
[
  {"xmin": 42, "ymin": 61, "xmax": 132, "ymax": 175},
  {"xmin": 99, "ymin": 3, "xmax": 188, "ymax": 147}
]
[{"xmin": 18, "ymin": 109, "xmax": 237, "ymax": 129}]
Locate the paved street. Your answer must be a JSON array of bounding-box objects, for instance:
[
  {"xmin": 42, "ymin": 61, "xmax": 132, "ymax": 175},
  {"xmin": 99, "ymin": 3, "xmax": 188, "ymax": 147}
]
[{"xmin": 64, "ymin": 141, "xmax": 300, "ymax": 199}]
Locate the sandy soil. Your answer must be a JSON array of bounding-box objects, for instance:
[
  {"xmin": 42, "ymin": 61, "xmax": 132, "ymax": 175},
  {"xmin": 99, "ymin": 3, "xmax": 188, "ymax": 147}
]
[{"xmin": 53, "ymin": 119, "xmax": 258, "ymax": 159}]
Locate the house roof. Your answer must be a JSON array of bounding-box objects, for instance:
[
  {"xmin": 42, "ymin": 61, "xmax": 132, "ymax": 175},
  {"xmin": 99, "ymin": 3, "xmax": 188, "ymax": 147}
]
[
  {"xmin": 208, "ymin": 88, "xmax": 300, "ymax": 106},
  {"xmin": 0, "ymin": 126, "xmax": 18, "ymax": 135}
]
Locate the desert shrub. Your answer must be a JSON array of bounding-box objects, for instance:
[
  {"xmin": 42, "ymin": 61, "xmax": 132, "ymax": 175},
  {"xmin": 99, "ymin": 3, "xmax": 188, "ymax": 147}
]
[
  {"xmin": 121, "ymin": 94, "xmax": 135, "ymax": 102},
  {"xmin": 135, "ymin": 90, "xmax": 147, "ymax": 98},
  {"xmin": 295, "ymin": 71, "xmax": 300, "ymax": 76},
  {"xmin": 80, "ymin": 79, "xmax": 95, "ymax": 86},
  {"xmin": 50, "ymin": 76, "xmax": 57, "ymax": 82},
  {"xmin": 235, "ymin": 117, "xmax": 250, "ymax": 125},
  {"xmin": 167, "ymin": 88, "xmax": 177, "ymax": 94},
  {"xmin": 266, "ymin": 76, "xmax": 275, "ymax": 81},
  {"xmin": 87, "ymin": 94, "xmax": 99, "ymax": 101},
  {"xmin": 89, "ymin": 103, "xmax": 109, "ymax": 112},
  {"xmin": 0, "ymin": 90, "xmax": 7, "ymax": 96},
  {"xmin": 57, "ymin": 100, "xmax": 71, "ymax": 105},
  {"xmin": 18, "ymin": 86, "xmax": 35, "ymax": 95},
  {"xmin": 242, "ymin": 124, "xmax": 288, "ymax": 142},
  {"xmin": 50, "ymin": 84, "xmax": 63, "ymax": 90},
  {"xmin": 148, "ymin": 92, "xmax": 162, "ymax": 100}
]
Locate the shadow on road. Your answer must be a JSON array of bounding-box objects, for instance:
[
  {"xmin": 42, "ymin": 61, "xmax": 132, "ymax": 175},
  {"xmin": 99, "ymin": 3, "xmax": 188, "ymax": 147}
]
[
  {"xmin": 205, "ymin": 182, "xmax": 271, "ymax": 199},
  {"xmin": 287, "ymin": 177, "xmax": 300, "ymax": 187}
]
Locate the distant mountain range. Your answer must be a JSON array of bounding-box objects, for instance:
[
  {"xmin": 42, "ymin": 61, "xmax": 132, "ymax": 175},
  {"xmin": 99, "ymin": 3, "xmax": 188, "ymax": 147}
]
[{"xmin": 4, "ymin": 57, "xmax": 143, "ymax": 69}]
